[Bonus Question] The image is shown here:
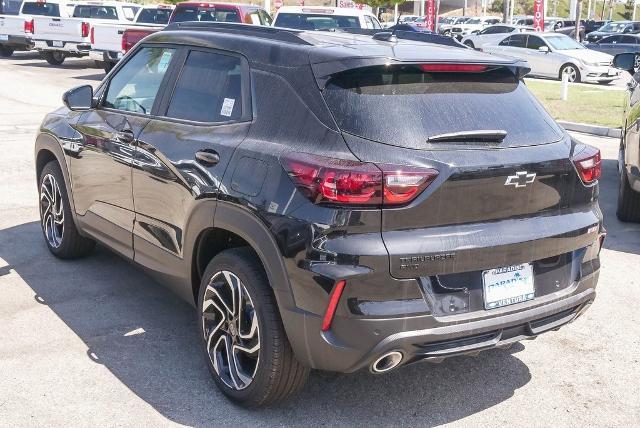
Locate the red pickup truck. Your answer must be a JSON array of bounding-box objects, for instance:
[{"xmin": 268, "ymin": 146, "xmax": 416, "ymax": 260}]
[{"xmin": 119, "ymin": 2, "xmax": 272, "ymax": 68}]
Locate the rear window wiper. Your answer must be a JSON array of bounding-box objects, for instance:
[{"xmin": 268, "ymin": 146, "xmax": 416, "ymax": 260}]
[{"xmin": 426, "ymin": 130, "xmax": 507, "ymax": 143}]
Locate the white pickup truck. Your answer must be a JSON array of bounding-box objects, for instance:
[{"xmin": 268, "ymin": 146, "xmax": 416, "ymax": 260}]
[
  {"xmin": 32, "ymin": 0, "xmax": 140, "ymax": 65},
  {"xmin": 89, "ymin": 4, "xmax": 172, "ymax": 72},
  {"xmin": 0, "ymin": 0, "xmax": 72, "ymax": 57}
]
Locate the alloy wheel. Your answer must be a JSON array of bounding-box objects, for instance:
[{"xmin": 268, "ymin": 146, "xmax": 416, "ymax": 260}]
[
  {"xmin": 562, "ymin": 65, "xmax": 577, "ymax": 83},
  {"xmin": 40, "ymin": 173, "xmax": 64, "ymax": 248},
  {"xmin": 201, "ymin": 270, "xmax": 260, "ymax": 390}
]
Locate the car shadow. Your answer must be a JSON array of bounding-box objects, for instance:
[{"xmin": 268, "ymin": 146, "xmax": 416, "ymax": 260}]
[
  {"xmin": 16, "ymin": 58, "xmax": 98, "ymax": 70},
  {"xmin": 72, "ymin": 73, "xmax": 105, "ymax": 81},
  {"xmin": 599, "ymin": 159, "xmax": 640, "ymax": 254},
  {"xmin": 0, "ymin": 221, "xmax": 532, "ymax": 426}
]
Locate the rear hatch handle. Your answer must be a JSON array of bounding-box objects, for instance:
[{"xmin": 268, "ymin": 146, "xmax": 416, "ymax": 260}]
[{"xmin": 427, "ymin": 130, "xmax": 507, "ymax": 143}]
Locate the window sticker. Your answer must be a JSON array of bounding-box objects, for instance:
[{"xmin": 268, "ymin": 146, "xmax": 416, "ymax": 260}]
[
  {"xmin": 220, "ymin": 98, "xmax": 235, "ymax": 117},
  {"xmin": 157, "ymin": 51, "xmax": 173, "ymax": 73}
]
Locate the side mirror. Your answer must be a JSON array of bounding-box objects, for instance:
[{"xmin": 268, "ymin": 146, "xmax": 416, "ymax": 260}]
[
  {"xmin": 538, "ymin": 46, "xmax": 550, "ymax": 53},
  {"xmin": 62, "ymin": 85, "xmax": 94, "ymax": 111},
  {"xmin": 613, "ymin": 52, "xmax": 636, "ymax": 74}
]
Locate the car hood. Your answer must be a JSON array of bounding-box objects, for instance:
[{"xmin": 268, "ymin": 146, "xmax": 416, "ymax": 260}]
[{"xmin": 559, "ymin": 48, "xmax": 613, "ymax": 63}]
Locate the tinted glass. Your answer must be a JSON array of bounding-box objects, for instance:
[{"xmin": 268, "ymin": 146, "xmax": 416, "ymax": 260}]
[
  {"xmin": 21, "ymin": 2, "xmax": 60, "ymax": 16},
  {"xmin": 274, "ymin": 13, "xmax": 359, "ymax": 30},
  {"xmin": 104, "ymin": 47, "xmax": 175, "ymax": 114},
  {"xmin": 166, "ymin": 51, "xmax": 242, "ymax": 122},
  {"xmin": 507, "ymin": 34, "xmax": 527, "ymax": 47},
  {"xmin": 259, "ymin": 10, "xmax": 273, "ymax": 25},
  {"xmin": 73, "ymin": 5, "xmax": 118, "ymax": 19},
  {"xmin": 527, "ymin": 35, "xmax": 546, "ymax": 49},
  {"xmin": 600, "ymin": 35, "xmax": 621, "ymax": 43},
  {"xmin": 620, "ymin": 35, "xmax": 638, "ymax": 43},
  {"xmin": 137, "ymin": 8, "xmax": 171, "ymax": 24},
  {"xmin": 1, "ymin": 0, "xmax": 22, "ymax": 15},
  {"xmin": 322, "ymin": 65, "xmax": 562, "ymax": 148},
  {"xmin": 171, "ymin": 6, "xmax": 240, "ymax": 23}
]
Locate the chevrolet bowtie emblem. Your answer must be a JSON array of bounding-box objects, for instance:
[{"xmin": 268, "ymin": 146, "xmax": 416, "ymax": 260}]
[{"xmin": 505, "ymin": 171, "xmax": 536, "ymax": 188}]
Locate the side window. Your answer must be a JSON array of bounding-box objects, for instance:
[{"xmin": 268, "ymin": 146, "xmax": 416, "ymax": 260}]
[
  {"xmin": 509, "ymin": 34, "xmax": 527, "ymax": 48},
  {"xmin": 499, "ymin": 35, "xmax": 512, "ymax": 46},
  {"xmin": 363, "ymin": 15, "xmax": 375, "ymax": 29},
  {"xmin": 165, "ymin": 50, "xmax": 243, "ymax": 123},
  {"xmin": 527, "ymin": 36, "xmax": 546, "ymax": 50},
  {"xmin": 259, "ymin": 10, "xmax": 273, "ymax": 25},
  {"xmin": 602, "ymin": 35, "xmax": 621, "ymax": 43},
  {"xmin": 621, "ymin": 35, "xmax": 637, "ymax": 43},
  {"xmin": 371, "ymin": 16, "xmax": 382, "ymax": 29},
  {"xmin": 104, "ymin": 47, "xmax": 175, "ymax": 114}
]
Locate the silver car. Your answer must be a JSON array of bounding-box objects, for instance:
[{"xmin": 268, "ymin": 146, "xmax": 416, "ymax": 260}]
[{"xmin": 484, "ymin": 32, "xmax": 620, "ymax": 84}]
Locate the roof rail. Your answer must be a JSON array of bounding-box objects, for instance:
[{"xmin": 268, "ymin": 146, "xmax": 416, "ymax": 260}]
[
  {"xmin": 338, "ymin": 28, "xmax": 466, "ymax": 48},
  {"xmin": 162, "ymin": 22, "xmax": 313, "ymax": 45}
]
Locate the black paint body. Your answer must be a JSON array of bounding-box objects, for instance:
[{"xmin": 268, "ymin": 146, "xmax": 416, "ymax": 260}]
[{"xmin": 34, "ymin": 24, "xmax": 603, "ymax": 373}]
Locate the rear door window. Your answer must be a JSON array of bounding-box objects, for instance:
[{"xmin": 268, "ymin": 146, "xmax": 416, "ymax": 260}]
[
  {"xmin": 321, "ymin": 65, "xmax": 562, "ymax": 149},
  {"xmin": 164, "ymin": 50, "xmax": 243, "ymax": 123},
  {"xmin": 104, "ymin": 47, "xmax": 176, "ymax": 114},
  {"xmin": 526, "ymin": 35, "xmax": 547, "ymax": 49}
]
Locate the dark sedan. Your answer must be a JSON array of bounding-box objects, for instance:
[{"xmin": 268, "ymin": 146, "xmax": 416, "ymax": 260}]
[
  {"xmin": 585, "ymin": 20, "xmax": 640, "ymax": 43},
  {"xmin": 586, "ymin": 34, "xmax": 640, "ymax": 67}
]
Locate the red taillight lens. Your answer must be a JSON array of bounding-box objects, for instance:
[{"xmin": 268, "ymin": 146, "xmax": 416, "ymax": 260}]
[
  {"xmin": 81, "ymin": 21, "xmax": 90, "ymax": 38},
  {"xmin": 572, "ymin": 146, "xmax": 601, "ymax": 184},
  {"xmin": 419, "ymin": 64, "xmax": 488, "ymax": 73},
  {"xmin": 24, "ymin": 19, "xmax": 34, "ymax": 34},
  {"xmin": 321, "ymin": 280, "xmax": 346, "ymax": 332},
  {"xmin": 90, "ymin": 26, "xmax": 95, "ymax": 45},
  {"xmin": 281, "ymin": 153, "xmax": 438, "ymax": 207},
  {"xmin": 122, "ymin": 32, "xmax": 135, "ymax": 53}
]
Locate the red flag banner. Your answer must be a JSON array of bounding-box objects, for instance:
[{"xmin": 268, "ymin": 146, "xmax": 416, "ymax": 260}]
[
  {"xmin": 533, "ymin": 0, "xmax": 544, "ymax": 32},
  {"xmin": 425, "ymin": 0, "xmax": 436, "ymax": 31}
]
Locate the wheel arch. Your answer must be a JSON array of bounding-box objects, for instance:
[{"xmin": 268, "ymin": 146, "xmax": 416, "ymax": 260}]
[{"xmin": 559, "ymin": 61, "xmax": 581, "ymax": 80}]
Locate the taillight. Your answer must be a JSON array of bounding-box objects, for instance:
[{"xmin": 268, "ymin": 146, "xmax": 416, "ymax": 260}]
[
  {"xmin": 81, "ymin": 21, "xmax": 90, "ymax": 38},
  {"xmin": 321, "ymin": 280, "xmax": 346, "ymax": 332},
  {"xmin": 122, "ymin": 32, "xmax": 134, "ymax": 53},
  {"xmin": 572, "ymin": 146, "xmax": 601, "ymax": 184},
  {"xmin": 419, "ymin": 64, "xmax": 488, "ymax": 73},
  {"xmin": 280, "ymin": 153, "xmax": 438, "ymax": 206},
  {"xmin": 24, "ymin": 19, "xmax": 34, "ymax": 34},
  {"xmin": 90, "ymin": 26, "xmax": 95, "ymax": 45}
]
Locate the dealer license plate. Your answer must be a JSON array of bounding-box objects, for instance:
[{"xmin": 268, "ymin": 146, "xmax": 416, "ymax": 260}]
[
  {"xmin": 482, "ymin": 263, "xmax": 535, "ymax": 310},
  {"xmin": 0, "ymin": 35, "xmax": 9, "ymax": 41},
  {"xmin": 52, "ymin": 41, "xmax": 63, "ymax": 47}
]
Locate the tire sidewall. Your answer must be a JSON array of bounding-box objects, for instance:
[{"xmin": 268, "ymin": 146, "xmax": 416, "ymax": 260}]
[{"xmin": 197, "ymin": 251, "xmax": 277, "ymax": 405}]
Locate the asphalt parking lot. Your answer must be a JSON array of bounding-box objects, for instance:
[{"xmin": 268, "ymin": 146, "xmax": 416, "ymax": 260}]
[{"xmin": 1, "ymin": 52, "xmax": 639, "ymax": 427}]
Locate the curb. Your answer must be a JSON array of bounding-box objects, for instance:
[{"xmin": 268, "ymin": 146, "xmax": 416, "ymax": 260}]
[{"xmin": 558, "ymin": 121, "xmax": 622, "ymax": 138}]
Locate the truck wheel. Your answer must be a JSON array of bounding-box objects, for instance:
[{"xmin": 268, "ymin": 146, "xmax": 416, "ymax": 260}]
[
  {"xmin": 463, "ymin": 40, "xmax": 475, "ymax": 49},
  {"xmin": 43, "ymin": 51, "xmax": 66, "ymax": 65},
  {"xmin": 0, "ymin": 46, "xmax": 14, "ymax": 57},
  {"xmin": 617, "ymin": 164, "xmax": 640, "ymax": 222},
  {"xmin": 198, "ymin": 248, "xmax": 309, "ymax": 407}
]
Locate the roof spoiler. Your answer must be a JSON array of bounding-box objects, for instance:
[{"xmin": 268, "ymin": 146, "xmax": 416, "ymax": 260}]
[{"xmin": 338, "ymin": 28, "xmax": 466, "ymax": 48}]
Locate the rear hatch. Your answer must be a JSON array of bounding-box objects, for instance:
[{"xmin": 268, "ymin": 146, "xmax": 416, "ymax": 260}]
[{"xmin": 319, "ymin": 61, "xmax": 601, "ymax": 282}]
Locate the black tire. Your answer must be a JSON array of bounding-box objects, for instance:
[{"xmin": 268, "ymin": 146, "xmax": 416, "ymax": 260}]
[
  {"xmin": 617, "ymin": 162, "xmax": 640, "ymax": 222},
  {"xmin": 103, "ymin": 60, "xmax": 115, "ymax": 73},
  {"xmin": 560, "ymin": 63, "xmax": 581, "ymax": 83},
  {"xmin": 197, "ymin": 247, "xmax": 309, "ymax": 407},
  {"xmin": 442, "ymin": 29, "xmax": 450, "ymax": 36},
  {"xmin": 38, "ymin": 161, "xmax": 95, "ymax": 258},
  {"xmin": 464, "ymin": 40, "xmax": 475, "ymax": 49},
  {"xmin": 43, "ymin": 51, "xmax": 65, "ymax": 65},
  {"xmin": 0, "ymin": 46, "xmax": 14, "ymax": 57}
]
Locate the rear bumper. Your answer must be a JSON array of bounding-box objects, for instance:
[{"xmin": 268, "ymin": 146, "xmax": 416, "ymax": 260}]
[
  {"xmin": 34, "ymin": 40, "xmax": 90, "ymax": 55},
  {"xmin": 89, "ymin": 49, "xmax": 122, "ymax": 63},
  {"xmin": 0, "ymin": 34, "xmax": 33, "ymax": 49},
  {"xmin": 283, "ymin": 270, "xmax": 598, "ymax": 373}
]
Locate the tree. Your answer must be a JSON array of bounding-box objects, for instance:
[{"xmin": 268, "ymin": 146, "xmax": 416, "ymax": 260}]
[
  {"xmin": 622, "ymin": 0, "xmax": 635, "ymax": 20},
  {"xmin": 355, "ymin": 0, "xmax": 404, "ymax": 8}
]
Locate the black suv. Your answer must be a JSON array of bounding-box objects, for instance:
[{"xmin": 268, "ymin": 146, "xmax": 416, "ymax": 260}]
[{"xmin": 34, "ymin": 23, "xmax": 604, "ymax": 406}]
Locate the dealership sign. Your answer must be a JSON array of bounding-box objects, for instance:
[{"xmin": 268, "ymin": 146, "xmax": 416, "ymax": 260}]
[
  {"xmin": 338, "ymin": 0, "xmax": 372, "ymax": 12},
  {"xmin": 424, "ymin": 0, "xmax": 436, "ymax": 31},
  {"xmin": 533, "ymin": 0, "xmax": 544, "ymax": 32}
]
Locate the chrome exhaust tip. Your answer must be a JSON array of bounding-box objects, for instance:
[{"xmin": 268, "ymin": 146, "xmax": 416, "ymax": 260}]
[{"xmin": 371, "ymin": 351, "xmax": 403, "ymax": 374}]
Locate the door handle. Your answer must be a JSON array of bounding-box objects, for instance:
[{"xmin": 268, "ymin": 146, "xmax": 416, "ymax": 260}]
[
  {"xmin": 116, "ymin": 129, "xmax": 135, "ymax": 144},
  {"xmin": 195, "ymin": 150, "xmax": 220, "ymax": 167}
]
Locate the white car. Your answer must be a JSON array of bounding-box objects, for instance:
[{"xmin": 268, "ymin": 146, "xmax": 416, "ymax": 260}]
[
  {"xmin": 273, "ymin": 6, "xmax": 382, "ymax": 31},
  {"xmin": 461, "ymin": 24, "xmax": 532, "ymax": 50},
  {"xmin": 32, "ymin": 0, "xmax": 140, "ymax": 65},
  {"xmin": 89, "ymin": 4, "xmax": 173, "ymax": 72},
  {"xmin": 439, "ymin": 16, "xmax": 470, "ymax": 35},
  {"xmin": 450, "ymin": 16, "xmax": 501, "ymax": 39},
  {"xmin": 483, "ymin": 32, "xmax": 620, "ymax": 84}
]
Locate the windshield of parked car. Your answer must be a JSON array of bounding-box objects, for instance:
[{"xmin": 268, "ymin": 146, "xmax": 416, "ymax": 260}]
[
  {"xmin": 171, "ymin": 6, "xmax": 240, "ymax": 23},
  {"xmin": 599, "ymin": 22, "xmax": 630, "ymax": 32},
  {"xmin": 545, "ymin": 35, "xmax": 585, "ymax": 50},
  {"xmin": 21, "ymin": 2, "xmax": 60, "ymax": 16},
  {"xmin": 274, "ymin": 13, "xmax": 359, "ymax": 30},
  {"xmin": 322, "ymin": 65, "xmax": 562, "ymax": 148},
  {"xmin": 73, "ymin": 5, "xmax": 119, "ymax": 20}
]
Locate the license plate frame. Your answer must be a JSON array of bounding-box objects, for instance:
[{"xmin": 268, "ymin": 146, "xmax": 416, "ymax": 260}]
[{"xmin": 482, "ymin": 263, "xmax": 535, "ymax": 310}]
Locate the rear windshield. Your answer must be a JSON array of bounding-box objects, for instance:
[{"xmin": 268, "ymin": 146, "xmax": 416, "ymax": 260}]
[
  {"xmin": 1, "ymin": 0, "xmax": 22, "ymax": 15},
  {"xmin": 322, "ymin": 65, "xmax": 562, "ymax": 149},
  {"xmin": 73, "ymin": 5, "xmax": 118, "ymax": 20},
  {"xmin": 21, "ymin": 2, "xmax": 60, "ymax": 16},
  {"xmin": 137, "ymin": 8, "xmax": 171, "ymax": 24},
  {"xmin": 274, "ymin": 13, "xmax": 360, "ymax": 30},
  {"xmin": 171, "ymin": 6, "xmax": 240, "ymax": 23}
]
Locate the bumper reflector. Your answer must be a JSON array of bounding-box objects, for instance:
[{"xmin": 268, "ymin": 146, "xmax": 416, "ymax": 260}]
[{"xmin": 321, "ymin": 280, "xmax": 346, "ymax": 332}]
